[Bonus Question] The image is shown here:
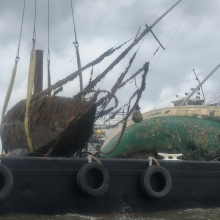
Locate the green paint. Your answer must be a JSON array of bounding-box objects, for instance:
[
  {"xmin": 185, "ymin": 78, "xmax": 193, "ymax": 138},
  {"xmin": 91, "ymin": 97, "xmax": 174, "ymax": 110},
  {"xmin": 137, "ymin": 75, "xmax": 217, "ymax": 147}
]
[{"xmin": 101, "ymin": 116, "xmax": 220, "ymax": 161}]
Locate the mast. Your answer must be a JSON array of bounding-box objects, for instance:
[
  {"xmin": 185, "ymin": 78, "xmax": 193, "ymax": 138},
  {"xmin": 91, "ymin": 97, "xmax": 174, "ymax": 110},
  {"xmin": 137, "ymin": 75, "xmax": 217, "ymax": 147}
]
[
  {"xmin": 180, "ymin": 63, "xmax": 220, "ymax": 106},
  {"xmin": 35, "ymin": 0, "xmax": 182, "ymax": 97},
  {"xmin": 75, "ymin": 44, "xmax": 84, "ymax": 100},
  {"xmin": 71, "ymin": 0, "xmax": 84, "ymax": 100}
]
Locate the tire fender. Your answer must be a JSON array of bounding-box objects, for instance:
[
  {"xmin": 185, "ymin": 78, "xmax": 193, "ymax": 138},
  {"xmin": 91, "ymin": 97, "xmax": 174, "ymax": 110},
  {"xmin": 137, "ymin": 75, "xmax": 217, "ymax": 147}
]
[
  {"xmin": 77, "ymin": 162, "xmax": 110, "ymax": 196},
  {"xmin": 140, "ymin": 165, "xmax": 172, "ymax": 199},
  {"xmin": 0, "ymin": 164, "xmax": 13, "ymax": 201}
]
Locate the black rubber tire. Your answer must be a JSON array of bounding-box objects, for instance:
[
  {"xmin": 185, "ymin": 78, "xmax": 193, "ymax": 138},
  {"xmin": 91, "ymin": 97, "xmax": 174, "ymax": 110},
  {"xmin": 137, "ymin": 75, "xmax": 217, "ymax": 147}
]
[
  {"xmin": 77, "ymin": 162, "xmax": 110, "ymax": 196},
  {"xmin": 140, "ymin": 165, "xmax": 172, "ymax": 199},
  {"xmin": 0, "ymin": 164, "xmax": 13, "ymax": 201}
]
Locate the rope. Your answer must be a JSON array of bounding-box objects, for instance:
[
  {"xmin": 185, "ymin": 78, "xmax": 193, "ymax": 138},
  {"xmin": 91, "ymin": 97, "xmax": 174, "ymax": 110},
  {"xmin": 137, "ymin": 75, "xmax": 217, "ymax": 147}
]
[
  {"xmin": 149, "ymin": 156, "xmax": 160, "ymax": 166},
  {"xmin": 1, "ymin": 0, "xmax": 26, "ymax": 128},
  {"xmin": 70, "ymin": 0, "xmax": 78, "ymax": 46},
  {"xmin": 87, "ymin": 155, "xmax": 102, "ymax": 164},
  {"xmin": 100, "ymin": 62, "xmax": 149, "ymax": 154},
  {"xmin": 24, "ymin": 1, "xmax": 37, "ymax": 153}
]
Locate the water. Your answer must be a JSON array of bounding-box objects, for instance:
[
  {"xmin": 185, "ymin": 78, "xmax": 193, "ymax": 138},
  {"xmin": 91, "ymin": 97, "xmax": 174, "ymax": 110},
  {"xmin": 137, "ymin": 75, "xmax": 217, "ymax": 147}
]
[{"xmin": 1, "ymin": 208, "xmax": 220, "ymax": 220}]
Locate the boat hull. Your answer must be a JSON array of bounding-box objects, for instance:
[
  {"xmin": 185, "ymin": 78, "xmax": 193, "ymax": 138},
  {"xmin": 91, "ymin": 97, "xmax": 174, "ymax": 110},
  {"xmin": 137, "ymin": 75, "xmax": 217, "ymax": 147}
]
[
  {"xmin": 1, "ymin": 157, "xmax": 220, "ymax": 215},
  {"xmin": 101, "ymin": 106, "xmax": 220, "ymax": 160},
  {"xmin": 0, "ymin": 96, "xmax": 96, "ymax": 156}
]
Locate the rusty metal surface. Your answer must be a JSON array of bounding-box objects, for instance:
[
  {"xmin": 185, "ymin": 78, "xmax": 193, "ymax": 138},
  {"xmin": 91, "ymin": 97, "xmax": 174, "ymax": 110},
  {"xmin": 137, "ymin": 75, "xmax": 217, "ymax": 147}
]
[{"xmin": 0, "ymin": 96, "xmax": 96, "ymax": 156}]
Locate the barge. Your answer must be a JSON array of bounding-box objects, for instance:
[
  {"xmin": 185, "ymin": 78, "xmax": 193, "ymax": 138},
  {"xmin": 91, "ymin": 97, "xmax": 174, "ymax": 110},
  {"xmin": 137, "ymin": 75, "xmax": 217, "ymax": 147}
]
[{"xmin": 1, "ymin": 157, "xmax": 220, "ymax": 215}]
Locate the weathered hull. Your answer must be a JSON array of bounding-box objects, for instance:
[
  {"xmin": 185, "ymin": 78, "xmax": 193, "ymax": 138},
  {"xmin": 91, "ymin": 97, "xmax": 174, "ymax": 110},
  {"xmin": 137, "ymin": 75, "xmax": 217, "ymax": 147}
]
[
  {"xmin": 1, "ymin": 157, "xmax": 220, "ymax": 215},
  {"xmin": 101, "ymin": 106, "xmax": 220, "ymax": 160},
  {"xmin": 0, "ymin": 96, "xmax": 96, "ymax": 156}
]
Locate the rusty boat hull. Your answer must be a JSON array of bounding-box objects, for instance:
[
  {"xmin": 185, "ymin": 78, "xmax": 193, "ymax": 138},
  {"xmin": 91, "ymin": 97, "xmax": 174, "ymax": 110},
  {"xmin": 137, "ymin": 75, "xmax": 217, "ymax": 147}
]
[{"xmin": 0, "ymin": 96, "xmax": 96, "ymax": 156}]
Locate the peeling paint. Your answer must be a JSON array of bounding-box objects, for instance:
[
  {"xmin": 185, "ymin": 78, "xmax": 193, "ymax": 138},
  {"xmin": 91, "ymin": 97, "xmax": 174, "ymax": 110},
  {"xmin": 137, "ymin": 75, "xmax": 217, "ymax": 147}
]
[{"xmin": 101, "ymin": 114, "xmax": 220, "ymax": 161}]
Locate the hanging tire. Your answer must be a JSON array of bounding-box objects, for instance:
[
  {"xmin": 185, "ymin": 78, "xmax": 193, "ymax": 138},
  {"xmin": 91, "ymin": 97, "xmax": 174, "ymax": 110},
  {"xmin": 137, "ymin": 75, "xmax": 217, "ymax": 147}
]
[
  {"xmin": 140, "ymin": 165, "xmax": 172, "ymax": 199},
  {"xmin": 77, "ymin": 162, "xmax": 110, "ymax": 196},
  {"xmin": 0, "ymin": 164, "xmax": 13, "ymax": 201}
]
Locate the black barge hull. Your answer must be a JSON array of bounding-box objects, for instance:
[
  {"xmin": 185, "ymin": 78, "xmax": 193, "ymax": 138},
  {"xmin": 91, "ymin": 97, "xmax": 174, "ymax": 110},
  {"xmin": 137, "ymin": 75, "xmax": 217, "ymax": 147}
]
[{"xmin": 0, "ymin": 157, "xmax": 220, "ymax": 215}]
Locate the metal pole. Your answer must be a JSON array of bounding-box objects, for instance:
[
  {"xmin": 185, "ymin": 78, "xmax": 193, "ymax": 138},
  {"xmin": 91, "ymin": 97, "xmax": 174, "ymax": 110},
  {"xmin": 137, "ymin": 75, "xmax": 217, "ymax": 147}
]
[
  {"xmin": 181, "ymin": 63, "xmax": 220, "ymax": 106},
  {"xmin": 75, "ymin": 45, "xmax": 84, "ymax": 100},
  {"xmin": 34, "ymin": 50, "xmax": 43, "ymax": 94}
]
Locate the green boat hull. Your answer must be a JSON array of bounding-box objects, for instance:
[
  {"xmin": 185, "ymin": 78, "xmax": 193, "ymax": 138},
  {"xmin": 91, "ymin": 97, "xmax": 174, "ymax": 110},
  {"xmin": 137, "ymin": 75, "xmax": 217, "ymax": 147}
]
[{"xmin": 100, "ymin": 106, "xmax": 220, "ymax": 160}]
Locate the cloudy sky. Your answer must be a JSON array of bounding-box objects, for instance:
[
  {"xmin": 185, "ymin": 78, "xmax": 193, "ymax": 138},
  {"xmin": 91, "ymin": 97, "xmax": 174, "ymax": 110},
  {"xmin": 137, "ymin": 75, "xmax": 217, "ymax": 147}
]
[{"xmin": 0, "ymin": 0, "xmax": 220, "ymax": 150}]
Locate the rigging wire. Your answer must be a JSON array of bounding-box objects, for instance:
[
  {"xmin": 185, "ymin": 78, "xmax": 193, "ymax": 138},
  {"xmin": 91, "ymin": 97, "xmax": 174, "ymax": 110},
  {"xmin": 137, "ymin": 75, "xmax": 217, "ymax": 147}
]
[
  {"xmin": 145, "ymin": 0, "xmax": 198, "ymax": 108},
  {"xmin": 194, "ymin": 57, "xmax": 220, "ymax": 70},
  {"xmin": 69, "ymin": 53, "xmax": 76, "ymax": 62},
  {"xmin": 145, "ymin": 0, "xmax": 176, "ymax": 23},
  {"xmin": 113, "ymin": 0, "xmax": 177, "ymax": 48},
  {"xmin": 163, "ymin": 0, "xmax": 197, "ymax": 47},
  {"xmin": 1, "ymin": 0, "xmax": 26, "ymax": 118},
  {"xmin": 70, "ymin": 0, "xmax": 78, "ymax": 46},
  {"xmin": 94, "ymin": 31, "xmax": 148, "ymax": 113},
  {"xmin": 47, "ymin": 0, "xmax": 51, "ymax": 95},
  {"xmin": 68, "ymin": 0, "xmax": 78, "ymax": 62},
  {"xmin": 133, "ymin": 0, "xmax": 197, "ymax": 103},
  {"xmin": 32, "ymin": 0, "xmax": 37, "ymax": 43},
  {"xmin": 113, "ymin": 28, "xmax": 137, "ymax": 48},
  {"xmin": 16, "ymin": 0, "xmax": 26, "ymax": 61},
  {"xmin": 150, "ymin": 0, "xmax": 197, "ymax": 74},
  {"xmin": 1, "ymin": 0, "xmax": 26, "ymax": 154}
]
